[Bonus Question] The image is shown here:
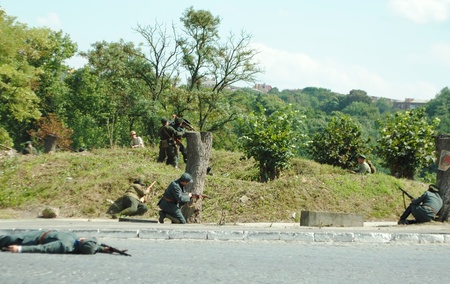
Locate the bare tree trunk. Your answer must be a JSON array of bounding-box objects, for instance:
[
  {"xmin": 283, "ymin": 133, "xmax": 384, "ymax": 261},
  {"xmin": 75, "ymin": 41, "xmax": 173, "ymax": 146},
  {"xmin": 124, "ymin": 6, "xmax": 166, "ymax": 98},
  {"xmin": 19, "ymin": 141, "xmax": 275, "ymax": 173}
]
[
  {"xmin": 181, "ymin": 131, "xmax": 213, "ymax": 223},
  {"xmin": 44, "ymin": 134, "xmax": 57, "ymax": 153},
  {"xmin": 436, "ymin": 134, "xmax": 450, "ymax": 221}
]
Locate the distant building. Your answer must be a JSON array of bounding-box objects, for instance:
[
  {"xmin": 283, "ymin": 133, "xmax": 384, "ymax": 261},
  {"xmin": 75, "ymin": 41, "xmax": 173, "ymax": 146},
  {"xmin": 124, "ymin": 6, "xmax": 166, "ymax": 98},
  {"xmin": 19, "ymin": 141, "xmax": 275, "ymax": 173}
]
[
  {"xmin": 393, "ymin": 98, "xmax": 428, "ymax": 110},
  {"xmin": 254, "ymin": 83, "xmax": 272, "ymax": 93},
  {"xmin": 200, "ymin": 77, "xmax": 216, "ymax": 88}
]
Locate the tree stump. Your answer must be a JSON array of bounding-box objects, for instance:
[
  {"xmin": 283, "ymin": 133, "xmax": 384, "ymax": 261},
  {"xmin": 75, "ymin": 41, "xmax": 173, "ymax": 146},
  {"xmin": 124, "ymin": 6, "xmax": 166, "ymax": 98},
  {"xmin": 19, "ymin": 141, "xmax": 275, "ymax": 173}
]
[
  {"xmin": 181, "ymin": 131, "xmax": 213, "ymax": 223},
  {"xmin": 44, "ymin": 134, "xmax": 57, "ymax": 153},
  {"xmin": 436, "ymin": 134, "xmax": 450, "ymax": 221}
]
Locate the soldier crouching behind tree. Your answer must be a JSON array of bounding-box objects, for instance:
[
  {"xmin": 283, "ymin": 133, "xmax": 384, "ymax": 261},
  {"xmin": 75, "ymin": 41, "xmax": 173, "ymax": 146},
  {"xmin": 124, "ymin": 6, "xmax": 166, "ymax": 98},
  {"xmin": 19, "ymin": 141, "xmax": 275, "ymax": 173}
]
[{"xmin": 158, "ymin": 173, "xmax": 195, "ymax": 224}]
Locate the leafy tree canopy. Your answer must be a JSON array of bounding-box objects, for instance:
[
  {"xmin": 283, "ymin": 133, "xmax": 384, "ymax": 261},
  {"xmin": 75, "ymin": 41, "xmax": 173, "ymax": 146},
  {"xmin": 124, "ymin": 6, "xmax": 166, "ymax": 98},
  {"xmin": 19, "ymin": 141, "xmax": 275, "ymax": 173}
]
[{"xmin": 377, "ymin": 108, "xmax": 440, "ymax": 179}]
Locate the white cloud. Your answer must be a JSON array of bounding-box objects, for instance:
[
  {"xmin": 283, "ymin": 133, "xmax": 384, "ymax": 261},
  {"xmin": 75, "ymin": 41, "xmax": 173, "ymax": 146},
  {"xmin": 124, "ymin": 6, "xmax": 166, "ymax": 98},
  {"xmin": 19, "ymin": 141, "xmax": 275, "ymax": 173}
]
[
  {"xmin": 252, "ymin": 42, "xmax": 439, "ymax": 100},
  {"xmin": 37, "ymin": 12, "xmax": 61, "ymax": 29},
  {"xmin": 388, "ymin": 0, "xmax": 450, "ymax": 23}
]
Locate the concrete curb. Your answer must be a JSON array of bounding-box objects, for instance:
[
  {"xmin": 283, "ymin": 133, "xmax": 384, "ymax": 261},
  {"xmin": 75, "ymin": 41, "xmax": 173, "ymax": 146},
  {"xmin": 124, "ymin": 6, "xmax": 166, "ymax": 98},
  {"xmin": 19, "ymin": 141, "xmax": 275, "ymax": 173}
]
[{"xmin": 1, "ymin": 227, "xmax": 450, "ymax": 244}]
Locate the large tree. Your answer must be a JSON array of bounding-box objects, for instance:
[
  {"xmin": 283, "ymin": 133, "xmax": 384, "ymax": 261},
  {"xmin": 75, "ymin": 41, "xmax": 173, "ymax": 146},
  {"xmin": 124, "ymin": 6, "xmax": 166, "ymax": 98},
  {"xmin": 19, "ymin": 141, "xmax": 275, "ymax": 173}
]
[
  {"xmin": 133, "ymin": 22, "xmax": 180, "ymax": 104},
  {"xmin": 179, "ymin": 6, "xmax": 220, "ymax": 91},
  {"xmin": 377, "ymin": 108, "xmax": 440, "ymax": 179},
  {"xmin": 75, "ymin": 40, "xmax": 155, "ymax": 147},
  {"xmin": 0, "ymin": 11, "xmax": 42, "ymax": 144}
]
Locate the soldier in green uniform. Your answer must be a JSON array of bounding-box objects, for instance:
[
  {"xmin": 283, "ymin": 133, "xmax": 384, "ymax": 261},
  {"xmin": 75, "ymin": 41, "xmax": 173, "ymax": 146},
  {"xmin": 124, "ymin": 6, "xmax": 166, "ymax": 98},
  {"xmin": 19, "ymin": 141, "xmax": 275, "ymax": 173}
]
[
  {"xmin": 1, "ymin": 230, "xmax": 105, "ymax": 254},
  {"xmin": 349, "ymin": 154, "xmax": 371, "ymax": 174},
  {"xmin": 170, "ymin": 116, "xmax": 188, "ymax": 164},
  {"xmin": 22, "ymin": 141, "xmax": 38, "ymax": 155},
  {"xmin": 398, "ymin": 184, "xmax": 443, "ymax": 225},
  {"xmin": 157, "ymin": 173, "xmax": 194, "ymax": 224},
  {"xmin": 157, "ymin": 118, "xmax": 184, "ymax": 168},
  {"xmin": 109, "ymin": 179, "xmax": 153, "ymax": 219}
]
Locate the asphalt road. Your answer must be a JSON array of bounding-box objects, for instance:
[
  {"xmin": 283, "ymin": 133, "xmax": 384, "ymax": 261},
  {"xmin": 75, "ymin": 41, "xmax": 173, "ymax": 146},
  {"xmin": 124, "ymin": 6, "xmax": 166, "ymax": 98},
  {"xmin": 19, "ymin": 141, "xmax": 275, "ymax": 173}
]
[{"xmin": 2, "ymin": 239, "xmax": 450, "ymax": 283}]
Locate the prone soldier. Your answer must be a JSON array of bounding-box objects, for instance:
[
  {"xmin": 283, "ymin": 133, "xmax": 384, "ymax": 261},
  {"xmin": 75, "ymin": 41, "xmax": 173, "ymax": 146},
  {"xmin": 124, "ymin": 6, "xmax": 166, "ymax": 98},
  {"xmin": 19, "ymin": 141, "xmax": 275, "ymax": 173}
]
[{"xmin": 1, "ymin": 230, "xmax": 128, "ymax": 255}]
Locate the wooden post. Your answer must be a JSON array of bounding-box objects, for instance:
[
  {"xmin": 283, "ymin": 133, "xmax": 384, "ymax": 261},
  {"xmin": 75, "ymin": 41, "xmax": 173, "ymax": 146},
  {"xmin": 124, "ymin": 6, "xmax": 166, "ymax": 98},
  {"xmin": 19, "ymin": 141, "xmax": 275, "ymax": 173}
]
[
  {"xmin": 436, "ymin": 134, "xmax": 450, "ymax": 221},
  {"xmin": 181, "ymin": 131, "xmax": 213, "ymax": 223},
  {"xmin": 44, "ymin": 134, "xmax": 57, "ymax": 153}
]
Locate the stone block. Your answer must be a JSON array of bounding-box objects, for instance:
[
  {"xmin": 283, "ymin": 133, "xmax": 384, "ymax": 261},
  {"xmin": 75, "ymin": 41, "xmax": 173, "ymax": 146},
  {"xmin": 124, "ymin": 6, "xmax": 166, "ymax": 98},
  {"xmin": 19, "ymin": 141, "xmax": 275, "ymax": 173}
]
[
  {"xmin": 300, "ymin": 210, "xmax": 363, "ymax": 227},
  {"xmin": 246, "ymin": 231, "xmax": 280, "ymax": 241},
  {"xmin": 168, "ymin": 230, "xmax": 207, "ymax": 240},
  {"xmin": 279, "ymin": 232, "xmax": 315, "ymax": 242},
  {"xmin": 139, "ymin": 229, "xmax": 170, "ymax": 240},
  {"xmin": 353, "ymin": 232, "xmax": 392, "ymax": 243},
  {"xmin": 207, "ymin": 230, "xmax": 245, "ymax": 241}
]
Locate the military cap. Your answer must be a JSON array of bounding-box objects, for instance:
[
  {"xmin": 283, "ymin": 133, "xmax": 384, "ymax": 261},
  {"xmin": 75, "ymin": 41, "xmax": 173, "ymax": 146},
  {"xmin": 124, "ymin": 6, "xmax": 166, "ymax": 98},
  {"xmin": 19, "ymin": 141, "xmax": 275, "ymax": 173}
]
[
  {"xmin": 130, "ymin": 131, "xmax": 137, "ymax": 136},
  {"xmin": 25, "ymin": 141, "xmax": 32, "ymax": 145},
  {"xmin": 357, "ymin": 154, "xmax": 366, "ymax": 159},
  {"xmin": 79, "ymin": 238, "xmax": 101, "ymax": 254},
  {"xmin": 179, "ymin": 172, "xmax": 193, "ymax": 183},
  {"xmin": 161, "ymin": 118, "xmax": 168, "ymax": 124}
]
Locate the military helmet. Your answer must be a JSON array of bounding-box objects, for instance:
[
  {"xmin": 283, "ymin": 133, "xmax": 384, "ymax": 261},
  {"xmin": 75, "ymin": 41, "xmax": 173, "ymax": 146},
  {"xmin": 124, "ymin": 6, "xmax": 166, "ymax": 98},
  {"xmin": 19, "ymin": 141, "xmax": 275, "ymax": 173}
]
[
  {"xmin": 180, "ymin": 172, "xmax": 193, "ymax": 183},
  {"xmin": 78, "ymin": 238, "xmax": 100, "ymax": 254}
]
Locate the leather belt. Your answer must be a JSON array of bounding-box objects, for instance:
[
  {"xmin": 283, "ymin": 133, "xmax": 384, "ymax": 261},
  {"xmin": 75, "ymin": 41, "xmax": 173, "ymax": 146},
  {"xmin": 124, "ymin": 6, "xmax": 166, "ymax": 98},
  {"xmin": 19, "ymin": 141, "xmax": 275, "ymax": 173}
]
[
  {"xmin": 163, "ymin": 196, "xmax": 176, "ymax": 203},
  {"xmin": 38, "ymin": 230, "xmax": 54, "ymax": 244},
  {"xmin": 422, "ymin": 205, "xmax": 438, "ymax": 215}
]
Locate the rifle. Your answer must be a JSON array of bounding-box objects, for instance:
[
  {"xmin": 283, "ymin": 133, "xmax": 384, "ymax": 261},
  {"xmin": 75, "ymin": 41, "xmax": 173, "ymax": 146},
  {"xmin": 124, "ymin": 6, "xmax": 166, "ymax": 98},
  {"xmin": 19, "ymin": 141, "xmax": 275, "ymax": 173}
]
[
  {"xmin": 139, "ymin": 181, "xmax": 156, "ymax": 203},
  {"xmin": 173, "ymin": 115, "xmax": 195, "ymax": 131},
  {"xmin": 100, "ymin": 243, "xmax": 131, "ymax": 256},
  {"xmin": 396, "ymin": 185, "xmax": 414, "ymax": 199},
  {"xmin": 191, "ymin": 193, "xmax": 212, "ymax": 199},
  {"xmin": 180, "ymin": 118, "xmax": 195, "ymax": 131}
]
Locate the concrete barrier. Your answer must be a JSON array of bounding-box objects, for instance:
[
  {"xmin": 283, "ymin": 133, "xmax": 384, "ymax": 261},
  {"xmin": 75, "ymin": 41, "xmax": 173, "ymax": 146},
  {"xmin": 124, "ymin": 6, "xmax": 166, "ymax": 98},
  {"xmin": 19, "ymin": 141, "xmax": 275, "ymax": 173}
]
[{"xmin": 300, "ymin": 210, "xmax": 364, "ymax": 227}]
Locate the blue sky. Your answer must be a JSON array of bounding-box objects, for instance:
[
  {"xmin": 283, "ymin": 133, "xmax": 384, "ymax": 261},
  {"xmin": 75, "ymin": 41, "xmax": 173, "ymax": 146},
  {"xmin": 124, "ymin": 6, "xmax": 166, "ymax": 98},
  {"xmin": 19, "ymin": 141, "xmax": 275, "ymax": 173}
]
[{"xmin": 2, "ymin": 0, "xmax": 450, "ymax": 100}]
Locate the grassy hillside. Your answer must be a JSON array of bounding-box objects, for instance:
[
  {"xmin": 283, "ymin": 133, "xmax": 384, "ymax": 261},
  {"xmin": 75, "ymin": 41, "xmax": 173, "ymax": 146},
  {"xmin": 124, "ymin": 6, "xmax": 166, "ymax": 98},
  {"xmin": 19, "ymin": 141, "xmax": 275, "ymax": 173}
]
[{"xmin": 0, "ymin": 147, "xmax": 429, "ymax": 223}]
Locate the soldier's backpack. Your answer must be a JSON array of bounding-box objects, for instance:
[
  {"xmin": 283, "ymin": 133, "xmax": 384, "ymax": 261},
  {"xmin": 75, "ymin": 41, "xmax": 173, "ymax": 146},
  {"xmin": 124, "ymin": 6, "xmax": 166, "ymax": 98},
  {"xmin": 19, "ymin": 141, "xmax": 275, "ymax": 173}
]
[{"xmin": 367, "ymin": 160, "xmax": 376, "ymax": 174}]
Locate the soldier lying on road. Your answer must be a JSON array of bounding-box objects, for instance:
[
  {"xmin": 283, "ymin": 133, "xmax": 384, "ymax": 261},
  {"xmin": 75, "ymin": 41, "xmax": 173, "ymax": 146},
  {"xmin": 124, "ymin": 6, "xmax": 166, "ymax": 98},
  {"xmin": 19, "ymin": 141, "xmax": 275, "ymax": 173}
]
[{"xmin": 1, "ymin": 230, "xmax": 129, "ymax": 255}]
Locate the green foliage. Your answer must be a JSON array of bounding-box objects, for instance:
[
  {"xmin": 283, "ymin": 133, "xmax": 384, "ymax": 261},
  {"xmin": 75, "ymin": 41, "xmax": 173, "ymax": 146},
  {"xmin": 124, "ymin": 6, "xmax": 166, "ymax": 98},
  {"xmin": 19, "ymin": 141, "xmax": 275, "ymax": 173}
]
[
  {"xmin": 309, "ymin": 115, "xmax": 370, "ymax": 169},
  {"xmin": 0, "ymin": 12, "xmax": 42, "ymax": 132},
  {"xmin": 426, "ymin": 87, "xmax": 450, "ymax": 134},
  {"xmin": 0, "ymin": 127, "xmax": 14, "ymax": 148},
  {"xmin": 238, "ymin": 105, "xmax": 299, "ymax": 182},
  {"xmin": 377, "ymin": 108, "xmax": 439, "ymax": 179}
]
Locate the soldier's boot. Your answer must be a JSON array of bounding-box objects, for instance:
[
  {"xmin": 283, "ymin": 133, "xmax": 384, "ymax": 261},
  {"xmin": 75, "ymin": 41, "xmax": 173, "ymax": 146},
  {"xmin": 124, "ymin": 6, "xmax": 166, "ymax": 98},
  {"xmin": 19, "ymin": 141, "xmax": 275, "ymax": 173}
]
[
  {"xmin": 158, "ymin": 210, "xmax": 165, "ymax": 224},
  {"xmin": 166, "ymin": 214, "xmax": 181, "ymax": 224}
]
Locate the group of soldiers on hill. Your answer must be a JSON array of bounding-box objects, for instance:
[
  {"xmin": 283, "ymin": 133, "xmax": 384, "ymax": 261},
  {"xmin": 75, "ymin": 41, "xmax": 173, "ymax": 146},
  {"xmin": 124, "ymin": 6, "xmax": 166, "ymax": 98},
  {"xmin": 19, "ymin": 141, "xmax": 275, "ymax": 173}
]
[{"xmin": 129, "ymin": 115, "xmax": 192, "ymax": 169}]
